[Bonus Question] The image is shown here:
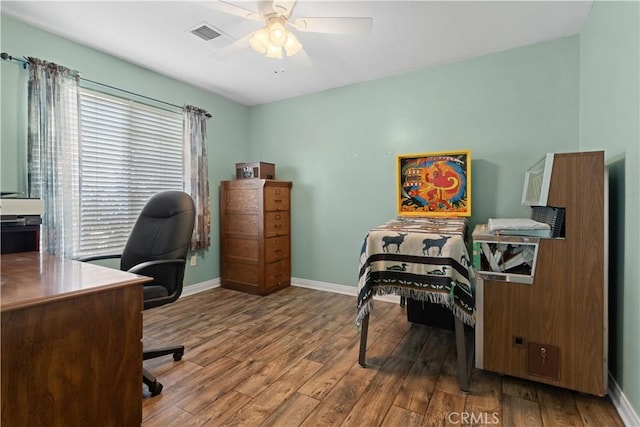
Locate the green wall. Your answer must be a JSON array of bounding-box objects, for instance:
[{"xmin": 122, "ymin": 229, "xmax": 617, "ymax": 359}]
[
  {"xmin": 0, "ymin": 14, "xmax": 251, "ymax": 286},
  {"xmin": 580, "ymin": 0, "xmax": 640, "ymax": 417},
  {"xmin": 4, "ymin": 8, "xmax": 637, "ymax": 419},
  {"xmin": 249, "ymin": 36, "xmax": 580, "ymax": 286}
]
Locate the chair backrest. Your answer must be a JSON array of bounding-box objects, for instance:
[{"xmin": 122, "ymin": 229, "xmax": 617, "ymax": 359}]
[{"xmin": 120, "ymin": 191, "xmax": 195, "ymax": 308}]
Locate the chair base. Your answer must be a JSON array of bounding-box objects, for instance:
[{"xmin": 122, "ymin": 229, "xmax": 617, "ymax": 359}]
[
  {"xmin": 143, "ymin": 345, "xmax": 184, "ymax": 361},
  {"xmin": 143, "ymin": 367, "xmax": 163, "ymax": 396},
  {"xmin": 143, "ymin": 345, "xmax": 184, "ymax": 396}
]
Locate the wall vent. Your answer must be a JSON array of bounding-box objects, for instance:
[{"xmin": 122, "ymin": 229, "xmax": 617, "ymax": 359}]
[{"xmin": 190, "ymin": 24, "xmax": 222, "ymax": 41}]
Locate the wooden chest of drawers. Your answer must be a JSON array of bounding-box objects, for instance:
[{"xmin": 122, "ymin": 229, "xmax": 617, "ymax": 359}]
[{"xmin": 220, "ymin": 179, "xmax": 292, "ymax": 295}]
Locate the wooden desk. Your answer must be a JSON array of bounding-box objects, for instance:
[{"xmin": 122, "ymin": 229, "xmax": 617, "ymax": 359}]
[{"xmin": 1, "ymin": 252, "xmax": 151, "ymax": 426}]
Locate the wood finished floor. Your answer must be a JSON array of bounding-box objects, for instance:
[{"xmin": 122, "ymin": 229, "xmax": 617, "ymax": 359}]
[{"xmin": 141, "ymin": 286, "xmax": 623, "ymax": 427}]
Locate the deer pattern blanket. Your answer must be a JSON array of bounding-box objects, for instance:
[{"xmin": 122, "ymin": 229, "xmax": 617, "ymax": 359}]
[{"xmin": 357, "ymin": 217, "xmax": 475, "ymax": 327}]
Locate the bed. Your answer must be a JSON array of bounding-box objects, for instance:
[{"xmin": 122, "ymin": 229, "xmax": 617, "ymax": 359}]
[{"xmin": 356, "ymin": 217, "xmax": 476, "ymax": 392}]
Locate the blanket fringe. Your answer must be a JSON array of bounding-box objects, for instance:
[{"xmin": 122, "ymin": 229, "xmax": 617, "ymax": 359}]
[{"xmin": 356, "ymin": 285, "xmax": 475, "ymax": 327}]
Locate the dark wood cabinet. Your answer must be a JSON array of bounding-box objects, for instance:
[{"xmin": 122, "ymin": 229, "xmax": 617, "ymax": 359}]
[
  {"xmin": 476, "ymin": 151, "xmax": 607, "ymax": 396},
  {"xmin": 220, "ymin": 179, "xmax": 292, "ymax": 295},
  {"xmin": 1, "ymin": 225, "xmax": 40, "ymax": 254}
]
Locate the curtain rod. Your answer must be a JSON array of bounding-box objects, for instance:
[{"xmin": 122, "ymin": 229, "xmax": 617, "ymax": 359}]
[{"xmin": 1, "ymin": 52, "xmax": 212, "ymax": 118}]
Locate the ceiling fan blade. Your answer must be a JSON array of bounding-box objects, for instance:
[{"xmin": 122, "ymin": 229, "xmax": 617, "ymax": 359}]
[
  {"xmin": 211, "ymin": 32, "xmax": 252, "ymax": 60},
  {"xmin": 291, "ymin": 17, "xmax": 373, "ymax": 35},
  {"xmin": 213, "ymin": 1, "xmax": 263, "ymax": 21}
]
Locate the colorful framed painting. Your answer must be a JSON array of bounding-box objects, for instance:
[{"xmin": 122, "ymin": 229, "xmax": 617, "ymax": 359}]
[{"xmin": 397, "ymin": 150, "xmax": 471, "ymax": 217}]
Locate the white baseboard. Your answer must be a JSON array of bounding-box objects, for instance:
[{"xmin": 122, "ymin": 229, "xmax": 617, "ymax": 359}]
[
  {"xmin": 181, "ymin": 278, "xmax": 219, "ymax": 297},
  {"xmin": 181, "ymin": 276, "xmax": 400, "ymax": 303},
  {"xmin": 291, "ymin": 277, "xmax": 355, "ymax": 296},
  {"xmin": 181, "ymin": 276, "xmax": 637, "ymax": 426},
  {"xmin": 291, "ymin": 277, "xmax": 401, "ymax": 304},
  {"xmin": 608, "ymin": 373, "xmax": 640, "ymax": 427}
]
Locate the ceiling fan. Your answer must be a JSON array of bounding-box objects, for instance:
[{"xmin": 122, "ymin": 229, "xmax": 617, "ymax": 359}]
[{"xmin": 211, "ymin": 0, "xmax": 373, "ymax": 61}]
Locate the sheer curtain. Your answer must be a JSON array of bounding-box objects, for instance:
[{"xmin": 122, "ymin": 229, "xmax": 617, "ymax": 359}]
[
  {"xmin": 27, "ymin": 57, "xmax": 81, "ymax": 257},
  {"xmin": 26, "ymin": 57, "xmax": 210, "ymax": 255},
  {"xmin": 183, "ymin": 105, "xmax": 211, "ymax": 249}
]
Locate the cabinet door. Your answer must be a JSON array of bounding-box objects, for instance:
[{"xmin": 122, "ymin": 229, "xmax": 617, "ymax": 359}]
[
  {"xmin": 265, "ymin": 212, "xmax": 290, "ymax": 237},
  {"xmin": 483, "ymin": 279, "xmax": 529, "ymax": 378},
  {"xmin": 264, "ymin": 187, "xmax": 290, "ymax": 211},
  {"xmin": 265, "ymin": 236, "xmax": 290, "ymax": 263},
  {"xmin": 266, "ymin": 259, "xmax": 291, "ymax": 289}
]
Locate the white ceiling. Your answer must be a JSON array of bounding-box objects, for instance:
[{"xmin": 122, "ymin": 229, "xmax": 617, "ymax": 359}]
[{"xmin": 1, "ymin": 1, "xmax": 592, "ymax": 106}]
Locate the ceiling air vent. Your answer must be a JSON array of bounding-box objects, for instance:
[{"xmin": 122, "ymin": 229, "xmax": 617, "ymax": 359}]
[{"xmin": 190, "ymin": 24, "xmax": 222, "ymax": 41}]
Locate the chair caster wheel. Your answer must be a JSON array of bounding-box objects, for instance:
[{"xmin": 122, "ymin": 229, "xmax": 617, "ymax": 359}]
[
  {"xmin": 173, "ymin": 351, "xmax": 183, "ymax": 361},
  {"xmin": 149, "ymin": 381, "xmax": 163, "ymax": 396}
]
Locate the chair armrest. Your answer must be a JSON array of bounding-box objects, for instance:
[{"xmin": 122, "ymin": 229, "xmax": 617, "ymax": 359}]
[
  {"xmin": 76, "ymin": 254, "xmax": 122, "ymax": 263},
  {"xmin": 126, "ymin": 259, "xmax": 186, "ymax": 275}
]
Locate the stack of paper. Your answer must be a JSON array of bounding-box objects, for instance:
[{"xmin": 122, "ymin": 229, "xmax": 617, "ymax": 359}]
[{"xmin": 487, "ymin": 218, "xmax": 551, "ymax": 238}]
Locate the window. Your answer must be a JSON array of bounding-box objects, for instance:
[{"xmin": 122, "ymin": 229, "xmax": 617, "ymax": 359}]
[{"xmin": 78, "ymin": 89, "xmax": 183, "ymax": 257}]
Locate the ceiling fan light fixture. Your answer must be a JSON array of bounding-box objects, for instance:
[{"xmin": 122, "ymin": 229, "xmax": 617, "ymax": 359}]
[
  {"xmin": 265, "ymin": 44, "xmax": 283, "ymax": 59},
  {"xmin": 215, "ymin": 0, "xmax": 373, "ymax": 61},
  {"xmin": 267, "ymin": 19, "xmax": 288, "ymax": 48},
  {"xmin": 249, "ymin": 28, "xmax": 269, "ymax": 54},
  {"xmin": 249, "ymin": 17, "xmax": 303, "ymax": 59},
  {"xmin": 284, "ymin": 32, "xmax": 302, "ymax": 57}
]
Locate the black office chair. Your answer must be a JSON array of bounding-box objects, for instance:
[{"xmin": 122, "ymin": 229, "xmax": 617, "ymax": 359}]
[{"xmin": 81, "ymin": 191, "xmax": 195, "ymax": 396}]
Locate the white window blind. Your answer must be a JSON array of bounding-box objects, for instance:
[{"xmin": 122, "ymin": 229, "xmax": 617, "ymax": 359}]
[{"xmin": 78, "ymin": 88, "xmax": 183, "ymax": 257}]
